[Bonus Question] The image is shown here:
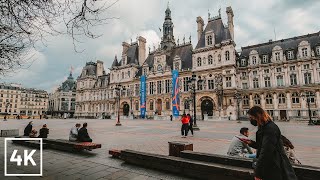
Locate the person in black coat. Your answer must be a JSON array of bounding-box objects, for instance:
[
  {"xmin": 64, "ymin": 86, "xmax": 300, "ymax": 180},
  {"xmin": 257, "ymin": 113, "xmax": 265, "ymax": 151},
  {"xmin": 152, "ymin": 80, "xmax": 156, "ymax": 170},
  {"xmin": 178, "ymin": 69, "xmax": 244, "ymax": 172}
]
[
  {"xmin": 243, "ymin": 106, "xmax": 298, "ymax": 180},
  {"xmin": 77, "ymin": 122, "xmax": 92, "ymax": 142},
  {"xmin": 23, "ymin": 121, "xmax": 33, "ymax": 136},
  {"xmin": 38, "ymin": 124, "xmax": 49, "ymax": 138}
]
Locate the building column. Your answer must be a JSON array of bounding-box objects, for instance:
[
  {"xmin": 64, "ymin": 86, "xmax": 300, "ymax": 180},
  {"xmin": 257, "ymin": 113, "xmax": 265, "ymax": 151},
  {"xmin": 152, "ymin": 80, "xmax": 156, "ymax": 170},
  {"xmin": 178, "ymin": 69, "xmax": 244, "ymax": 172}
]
[
  {"xmin": 271, "ymin": 68, "xmax": 276, "ymax": 87},
  {"xmin": 249, "ymin": 94, "xmax": 253, "ymax": 107},
  {"xmin": 301, "ymin": 96, "xmax": 307, "ymax": 117},
  {"xmin": 284, "ymin": 66, "xmax": 289, "ymax": 86},
  {"xmin": 298, "ymin": 64, "xmax": 303, "ymax": 85},
  {"xmin": 316, "ymin": 91, "xmax": 320, "ymax": 109},
  {"xmin": 68, "ymin": 99, "xmax": 71, "ymax": 111},
  {"xmin": 312, "ymin": 61, "xmax": 318, "ymax": 83},
  {"xmin": 273, "ymin": 93, "xmax": 278, "ymax": 118},
  {"xmin": 261, "ymin": 94, "xmax": 265, "ymax": 109},
  {"xmin": 286, "ymin": 92, "xmax": 292, "ymax": 118}
]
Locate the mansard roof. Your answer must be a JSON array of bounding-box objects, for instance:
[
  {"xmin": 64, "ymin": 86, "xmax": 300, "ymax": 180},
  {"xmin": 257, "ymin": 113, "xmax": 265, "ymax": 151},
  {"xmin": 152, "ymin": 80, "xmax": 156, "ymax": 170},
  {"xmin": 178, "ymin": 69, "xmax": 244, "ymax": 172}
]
[
  {"xmin": 240, "ymin": 32, "xmax": 320, "ymax": 58},
  {"xmin": 79, "ymin": 61, "xmax": 97, "ymax": 78},
  {"xmin": 195, "ymin": 17, "xmax": 232, "ymax": 49},
  {"xmin": 58, "ymin": 73, "xmax": 76, "ymax": 92},
  {"xmin": 137, "ymin": 43, "xmax": 193, "ymax": 77},
  {"xmin": 119, "ymin": 42, "xmax": 139, "ymax": 66},
  {"xmin": 111, "ymin": 56, "xmax": 119, "ymax": 67}
]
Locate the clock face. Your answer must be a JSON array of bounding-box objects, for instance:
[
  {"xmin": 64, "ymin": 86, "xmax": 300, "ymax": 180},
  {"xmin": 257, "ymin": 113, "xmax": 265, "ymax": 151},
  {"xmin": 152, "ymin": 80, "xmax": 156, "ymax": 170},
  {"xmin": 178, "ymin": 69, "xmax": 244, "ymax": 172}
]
[{"xmin": 157, "ymin": 65, "xmax": 162, "ymax": 71}]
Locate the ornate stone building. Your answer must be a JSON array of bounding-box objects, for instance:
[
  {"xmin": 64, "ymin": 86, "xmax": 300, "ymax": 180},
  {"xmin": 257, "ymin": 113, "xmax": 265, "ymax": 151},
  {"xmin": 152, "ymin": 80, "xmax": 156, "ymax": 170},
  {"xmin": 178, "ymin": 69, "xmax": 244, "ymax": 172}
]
[
  {"xmin": 75, "ymin": 5, "xmax": 320, "ymax": 121},
  {"xmin": 48, "ymin": 72, "xmax": 76, "ymax": 118}
]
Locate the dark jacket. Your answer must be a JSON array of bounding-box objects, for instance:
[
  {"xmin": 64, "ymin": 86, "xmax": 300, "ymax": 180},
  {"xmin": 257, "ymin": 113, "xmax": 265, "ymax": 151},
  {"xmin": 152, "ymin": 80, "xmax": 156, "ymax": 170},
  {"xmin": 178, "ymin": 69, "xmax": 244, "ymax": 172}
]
[
  {"xmin": 38, "ymin": 128, "xmax": 49, "ymax": 138},
  {"xmin": 24, "ymin": 124, "xmax": 32, "ymax": 136},
  {"xmin": 189, "ymin": 116, "xmax": 194, "ymax": 125},
  {"xmin": 250, "ymin": 121, "xmax": 298, "ymax": 180},
  {"xmin": 77, "ymin": 127, "xmax": 92, "ymax": 142}
]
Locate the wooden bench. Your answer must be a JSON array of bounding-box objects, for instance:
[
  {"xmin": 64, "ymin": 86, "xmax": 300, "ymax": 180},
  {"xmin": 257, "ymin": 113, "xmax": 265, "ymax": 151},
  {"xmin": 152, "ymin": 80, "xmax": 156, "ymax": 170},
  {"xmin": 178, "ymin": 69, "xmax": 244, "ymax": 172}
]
[
  {"xmin": 12, "ymin": 139, "xmax": 49, "ymax": 149},
  {"xmin": 43, "ymin": 139, "xmax": 102, "ymax": 152}
]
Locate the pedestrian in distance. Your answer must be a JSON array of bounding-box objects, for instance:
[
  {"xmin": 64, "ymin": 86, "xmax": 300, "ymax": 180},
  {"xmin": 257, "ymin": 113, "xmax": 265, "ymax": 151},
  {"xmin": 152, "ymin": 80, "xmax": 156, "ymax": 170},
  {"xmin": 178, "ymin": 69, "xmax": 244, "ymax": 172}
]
[
  {"xmin": 78, "ymin": 122, "xmax": 92, "ymax": 142},
  {"xmin": 69, "ymin": 123, "xmax": 81, "ymax": 141},
  {"xmin": 38, "ymin": 124, "xmax": 49, "ymax": 138},
  {"xmin": 23, "ymin": 121, "xmax": 33, "ymax": 136},
  {"xmin": 180, "ymin": 114, "xmax": 189, "ymax": 138},
  {"xmin": 170, "ymin": 115, "xmax": 173, "ymax": 121},
  {"xmin": 187, "ymin": 114, "xmax": 194, "ymax": 136},
  {"xmin": 243, "ymin": 106, "xmax": 298, "ymax": 180}
]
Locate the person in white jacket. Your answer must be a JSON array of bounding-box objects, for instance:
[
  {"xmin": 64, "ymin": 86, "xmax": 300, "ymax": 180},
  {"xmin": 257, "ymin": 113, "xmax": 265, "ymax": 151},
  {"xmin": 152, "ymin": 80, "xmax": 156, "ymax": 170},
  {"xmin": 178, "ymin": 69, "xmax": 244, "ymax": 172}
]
[
  {"xmin": 227, "ymin": 127, "xmax": 255, "ymax": 158},
  {"xmin": 69, "ymin": 123, "xmax": 81, "ymax": 141}
]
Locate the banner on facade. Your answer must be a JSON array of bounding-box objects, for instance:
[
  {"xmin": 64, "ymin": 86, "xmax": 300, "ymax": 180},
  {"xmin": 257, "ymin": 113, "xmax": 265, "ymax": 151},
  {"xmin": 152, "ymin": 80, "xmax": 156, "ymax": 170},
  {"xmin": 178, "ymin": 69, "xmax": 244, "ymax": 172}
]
[
  {"xmin": 140, "ymin": 75, "xmax": 146, "ymax": 118},
  {"xmin": 172, "ymin": 70, "xmax": 180, "ymax": 117}
]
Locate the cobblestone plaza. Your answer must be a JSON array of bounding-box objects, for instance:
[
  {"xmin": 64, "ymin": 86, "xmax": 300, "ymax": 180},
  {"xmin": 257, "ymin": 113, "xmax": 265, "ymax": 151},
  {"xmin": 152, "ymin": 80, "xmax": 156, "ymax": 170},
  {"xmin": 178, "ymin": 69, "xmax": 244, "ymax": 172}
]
[{"xmin": 1, "ymin": 119, "xmax": 319, "ymax": 179}]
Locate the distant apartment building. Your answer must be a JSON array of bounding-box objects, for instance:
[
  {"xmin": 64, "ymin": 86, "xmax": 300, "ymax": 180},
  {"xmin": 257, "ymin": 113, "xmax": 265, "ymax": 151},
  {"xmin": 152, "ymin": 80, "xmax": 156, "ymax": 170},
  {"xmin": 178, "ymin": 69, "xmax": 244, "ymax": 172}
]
[{"xmin": 0, "ymin": 83, "xmax": 49, "ymax": 118}]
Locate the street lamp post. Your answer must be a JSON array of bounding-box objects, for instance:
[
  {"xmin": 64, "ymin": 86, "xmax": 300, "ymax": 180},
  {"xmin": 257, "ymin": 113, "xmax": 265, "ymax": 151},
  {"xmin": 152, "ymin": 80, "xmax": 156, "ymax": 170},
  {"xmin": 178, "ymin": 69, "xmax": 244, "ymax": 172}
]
[
  {"xmin": 300, "ymin": 92, "xmax": 314, "ymax": 125},
  {"xmin": 114, "ymin": 84, "xmax": 126, "ymax": 126},
  {"xmin": 4, "ymin": 103, "xmax": 10, "ymax": 121},
  {"xmin": 187, "ymin": 72, "xmax": 200, "ymax": 131},
  {"xmin": 214, "ymin": 74, "xmax": 223, "ymax": 120},
  {"xmin": 234, "ymin": 91, "xmax": 242, "ymax": 123}
]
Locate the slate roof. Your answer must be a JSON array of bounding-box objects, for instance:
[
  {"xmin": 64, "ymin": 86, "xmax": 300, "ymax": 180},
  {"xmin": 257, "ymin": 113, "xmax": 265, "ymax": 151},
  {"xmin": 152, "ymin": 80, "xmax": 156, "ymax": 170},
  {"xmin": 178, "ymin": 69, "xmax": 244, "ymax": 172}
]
[
  {"xmin": 239, "ymin": 32, "xmax": 320, "ymax": 60},
  {"xmin": 111, "ymin": 56, "xmax": 119, "ymax": 67},
  {"xmin": 79, "ymin": 61, "xmax": 96, "ymax": 78},
  {"xmin": 59, "ymin": 73, "xmax": 76, "ymax": 92},
  {"xmin": 195, "ymin": 17, "xmax": 232, "ymax": 49},
  {"xmin": 118, "ymin": 42, "xmax": 139, "ymax": 66},
  {"xmin": 136, "ymin": 43, "xmax": 193, "ymax": 77}
]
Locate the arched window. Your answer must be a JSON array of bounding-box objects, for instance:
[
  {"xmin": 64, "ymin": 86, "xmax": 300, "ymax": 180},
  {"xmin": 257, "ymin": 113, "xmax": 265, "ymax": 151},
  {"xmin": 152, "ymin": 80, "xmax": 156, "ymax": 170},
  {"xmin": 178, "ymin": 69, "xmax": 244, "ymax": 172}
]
[
  {"xmin": 150, "ymin": 100, "xmax": 154, "ymax": 111},
  {"xmin": 292, "ymin": 92, "xmax": 300, "ymax": 104},
  {"xmin": 208, "ymin": 55, "xmax": 213, "ymax": 64},
  {"xmin": 225, "ymin": 51, "xmax": 230, "ymax": 61},
  {"xmin": 266, "ymin": 94, "xmax": 273, "ymax": 105},
  {"xmin": 218, "ymin": 54, "xmax": 221, "ymax": 62},
  {"xmin": 197, "ymin": 57, "xmax": 202, "ymax": 66},
  {"xmin": 254, "ymin": 94, "xmax": 261, "ymax": 105},
  {"xmin": 128, "ymin": 71, "xmax": 130, "ymax": 78},
  {"xmin": 252, "ymin": 56, "xmax": 257, "ymax": 64},
  {"xmin": 243, "ymin": 95, "xmax": 249, "ymax": 105},
  {"xmin": 135, "ymin": 101, "xmax": 139, "ymax": 111},
  {"xmin": 165, "ymin": 99, "xmax": 170, "ymax": 110},
  {"xmin": 184, "ymin": 99, "xmax": 190, "ymax": 110},
  {"xmin": 279, "ymin": 93, "xmax": 286, "ymax": 104}
]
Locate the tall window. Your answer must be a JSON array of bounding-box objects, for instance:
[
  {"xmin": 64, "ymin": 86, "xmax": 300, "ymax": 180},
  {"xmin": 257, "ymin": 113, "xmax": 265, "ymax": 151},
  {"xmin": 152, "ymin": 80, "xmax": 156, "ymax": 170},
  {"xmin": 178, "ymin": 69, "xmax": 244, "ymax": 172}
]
[
  {"xmin": 207, "ymin": 35, "xmax": 213, "ymax": 45},
  {"xmin": 287, "ymin": 51, "xmax": 293, "ymax": 60},
  {"xmin": 279, "ymin": 93, "xmax": 286, "ymax": 104},
  {"xmin": 208, "ymin": 80, "xmax": 214, "ymax": 90},
  {"xmin": 290, "ymin": 74, "xmax": 297, "ymax": 85},
  {"xmin": 254, "ymin": 94, "xmax": 260, "ymax": 105},
  {"xmin": 128, "ymin": 71, "xmax": 131, "ymax": 78},
  {"xmin": 197, "ymin": 80, "xmax": 203, "ymax": 90},
  {"xmin": 303, "ymin": 64, "xmax": 310, "ymax": 69},
  {"xmin": 208, "ymin": 55, "xmax": 213, "ymax": 64},
  {"xmin": 289, "ymin": 66, "xmax": 295, "ymax": 71},
  {"xmin": 225, "ymin": 51, "xmax": 230, "ymax": 61},
  {"xmin": 304, "ymin": 73, "xmax": 312, "ymax": 84},
  {"xmin": 253, "ymin": 78, "xmax": 259, "ymax": 88},
  {"xmin": 275, "ymin": 52, "xmax": 280, "ymax": 61},
  {"xmin": 184, "ymin": 99, "xmax": 190, "ymax": 109},
  {"xmin": 197, "ymin": 57, "xmax": 202, "ymax": 66},
  {"xmin": 143, "ymin": 68, "xmax": 147, "ymax": 75},
  {"xmin": 183, "ymin": 77, "xmax": 190, "ymax": 92},
  {"xmin": 276, "ymin": 67, "xmax": 282, "ymax": 72},
  {"xmin": 306, "ymin": 91, "xmax": 315, "ymax": 103},
  {"xmin": 266, "ymin": 94, "xmax": 273, "ymax": 105},
  {"xmin": 277, "ymin": 75, "xmax": 284, "ymax": 86},
  {"xmin": 292, "ymin": 92, "xmax": 300, "ymax": 104},
  {"xmin": 157, "ymin": 81, "xmax": 162, "ymax": 94},
  {"xmin": 226, "ymin": 77, "xmax": 232, "ymax": 87},
  {"xmin": 264, "ymin": 69, "xmax": 269, "ymax": 74},
  {"xmin": 264, "ymin": 77, "xmax": 271, "ymax": 87},
  {"xmin": 135, "ymin": 84, "xmax": 139, "ymax": 96},
  {"xmin": 243, "ymin": 95, "xmax": 249, "ymax": 105},
  {"xmin": 122, "ymin": 72, "xmax": 124, "ymax": 79},
  {"xmin": 165, "ymin": 100, "xmax": 170, "ymax": 110},
  {"xmin": 262, "ymin": 55, "xmax": 268, "ymax": 63},
  {"xmin": 242, "ymin": 83, "xmax": 248, "ymax": 89},
  {"xmin": 252, "ymin": 56, "xmax": 257, "ymax": 65},
  {"xmin": 165, "ymin": 79, "xmax": 172, "ymax": 93},
  {"xmin": 218, "ymin": 54, "xmax": 221, "ymax": 62},
  {"xmin": 241, "ymin": 59, "xmax": 246, "ymax": 66},
  {"xmin": 135, "ymin": 102, "xmax": 139, "ymax": 110},
  {"xmin": 317, "ymin": 46, "xmax": 320, "ymax": 55},
  {"xmin": 149, "ymin": 82, "xmax": 154, "ymax": 95},
  {"xmin": 302, "ymin": 48, "xmax": 308, "ymax": 57},
  {"xmin": 150, "ymin": 100, "xmax": 154, "ymax": 110},
  {"xmin": 174, "ymin": 62, "xmax": 179, "ymax": 70}
]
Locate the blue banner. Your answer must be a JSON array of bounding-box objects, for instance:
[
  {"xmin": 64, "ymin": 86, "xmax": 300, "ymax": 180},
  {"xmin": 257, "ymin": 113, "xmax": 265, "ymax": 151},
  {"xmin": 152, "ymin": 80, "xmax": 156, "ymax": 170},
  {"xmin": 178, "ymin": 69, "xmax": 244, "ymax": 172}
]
[
  {"xmin": 140, "ymin": 75, "xmax": 146, "ymax": 118},
  {"xmin": 172, "ymin": 70, "xmax": 180, "ymax": 117}
]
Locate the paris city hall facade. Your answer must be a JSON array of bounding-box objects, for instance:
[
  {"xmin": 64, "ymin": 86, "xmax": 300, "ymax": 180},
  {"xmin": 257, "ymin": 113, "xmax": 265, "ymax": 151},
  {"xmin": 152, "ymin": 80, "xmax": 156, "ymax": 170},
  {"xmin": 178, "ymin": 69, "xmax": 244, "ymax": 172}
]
[{"xmin": 74, "ymin": 6, "xmax": 320, "ymax": 121}]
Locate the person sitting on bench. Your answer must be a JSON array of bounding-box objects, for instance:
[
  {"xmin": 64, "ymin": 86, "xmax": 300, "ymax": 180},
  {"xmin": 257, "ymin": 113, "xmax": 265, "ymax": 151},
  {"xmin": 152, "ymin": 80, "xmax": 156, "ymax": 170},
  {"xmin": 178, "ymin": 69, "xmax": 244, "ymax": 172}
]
[
  {"xmin": 77, "ymin": 123, "xmax": 92, "ymax": 142},
  {"xmin": 69, "ymin": 123, "xmax": 81, "ymax": 141},
  {"xmin": 227, "ymin": 127, "xmax": 255, "ymax": 158},
  {"xmin": 38, "ymin": 124, "xmax": 49, "ymax": 138},
  {"xmin": 24, "ymin": 121, "xmax": 33, "ymax": 136}
]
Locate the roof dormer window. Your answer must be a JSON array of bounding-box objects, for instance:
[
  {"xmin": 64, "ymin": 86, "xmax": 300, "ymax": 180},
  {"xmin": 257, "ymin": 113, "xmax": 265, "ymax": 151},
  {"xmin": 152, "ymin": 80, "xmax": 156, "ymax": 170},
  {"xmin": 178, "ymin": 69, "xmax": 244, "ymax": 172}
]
[
  {"xmin": 287, "ymin": 51, "xmax": 294, "ymax": 60},
  {"xmin": 262, "ymin": 55, "xmax": 268, "ymax": 63},
  {"xmin": 241, "ymin": 59, "xmax": 246, "ymax": 66},
  {"xmin": 207, "ymin": 35, "xmax": 213, "ymax": 45},
  {"xmin": 302, "ymin": 48, "xmax": 308, "ymax": 57},
  {"xmin": 275, "ymin": 52, "xmax": 280, "ymax": 61},
  {"xmin": 252, "ymin": 56, "xmax": 257, "ymax": 65},
  {"xmin": 316, "ymin": 46, "xmax": 320, "ymax": 56},
  {"xmin": 225, "ymin": 51, "xmax": 230, "ymax": 61}
]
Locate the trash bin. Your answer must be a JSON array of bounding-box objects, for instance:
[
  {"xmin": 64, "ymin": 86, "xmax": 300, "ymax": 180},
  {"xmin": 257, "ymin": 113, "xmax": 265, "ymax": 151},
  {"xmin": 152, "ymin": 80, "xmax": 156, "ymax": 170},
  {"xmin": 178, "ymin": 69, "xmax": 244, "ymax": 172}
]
[{"xmin": 168, "ymin": 141, "xmax": 193, "ymax": 157}]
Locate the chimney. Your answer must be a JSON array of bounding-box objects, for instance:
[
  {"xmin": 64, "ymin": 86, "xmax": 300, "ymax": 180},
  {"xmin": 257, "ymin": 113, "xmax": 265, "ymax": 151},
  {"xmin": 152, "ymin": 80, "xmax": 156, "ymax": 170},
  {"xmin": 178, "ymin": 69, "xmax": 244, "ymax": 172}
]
[
  {"xmin": 138, "ymin": 36, "xmax": 146, "ymax": 66},
  {"xmin": 122, "ymin": 42, "xmax": 130, "ymax": 55},
  {"xmin": 96, "ymin": 60, "xmax": 104, "ymax": 77},
  {"xmin": 226, "ymin": 6, "xmax": 234, "ymax": 41},
  {"xmin": 196, "ymin": 16, "xmax": 204, "ymax": 41}
]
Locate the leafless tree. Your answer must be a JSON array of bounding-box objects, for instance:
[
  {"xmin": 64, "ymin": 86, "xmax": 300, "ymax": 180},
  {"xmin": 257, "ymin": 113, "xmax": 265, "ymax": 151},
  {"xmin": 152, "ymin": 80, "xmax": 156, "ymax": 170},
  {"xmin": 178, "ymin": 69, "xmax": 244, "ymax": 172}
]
[{"xmin": 0, "ymin": 0, "xmax": 119, "ymax": 76}]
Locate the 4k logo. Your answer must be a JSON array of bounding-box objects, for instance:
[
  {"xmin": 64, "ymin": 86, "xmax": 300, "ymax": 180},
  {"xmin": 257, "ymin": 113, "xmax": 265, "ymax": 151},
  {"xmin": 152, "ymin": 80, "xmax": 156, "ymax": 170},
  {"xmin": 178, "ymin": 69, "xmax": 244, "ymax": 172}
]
[{"xmin": 4, "ymin": 138, "xmax": 43, "ymax": 176}]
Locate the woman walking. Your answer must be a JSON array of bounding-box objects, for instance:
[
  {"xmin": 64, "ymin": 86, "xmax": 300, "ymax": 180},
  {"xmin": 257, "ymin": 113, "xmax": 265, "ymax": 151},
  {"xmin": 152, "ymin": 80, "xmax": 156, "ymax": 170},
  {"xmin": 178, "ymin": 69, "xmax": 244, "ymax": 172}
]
[{"xmin": 243, "ymin": 106, "xmax": 298, "ymax": 180}]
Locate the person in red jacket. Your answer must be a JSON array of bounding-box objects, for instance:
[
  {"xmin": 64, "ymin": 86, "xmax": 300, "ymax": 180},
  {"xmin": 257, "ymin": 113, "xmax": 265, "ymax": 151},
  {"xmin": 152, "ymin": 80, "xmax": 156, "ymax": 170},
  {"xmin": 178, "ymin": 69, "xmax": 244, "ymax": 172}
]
[{"xmin": 181, "ymin": 114, "xmax": 189, "ymax": 138}]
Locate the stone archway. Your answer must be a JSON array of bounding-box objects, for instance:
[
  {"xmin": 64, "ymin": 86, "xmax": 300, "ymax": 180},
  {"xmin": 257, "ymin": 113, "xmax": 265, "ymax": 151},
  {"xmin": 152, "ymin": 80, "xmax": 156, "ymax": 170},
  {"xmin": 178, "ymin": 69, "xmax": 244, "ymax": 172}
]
[
  {"xmin": 156, "ymin": 99, "xmax": 162, "ymax": 115},
  {"xmin": 123, "ymin": 103, "xmax": 130, "ymax": 116},
  {"xmin": 200, "ymin": 97, "xmax": 215, "ymax": 120}
]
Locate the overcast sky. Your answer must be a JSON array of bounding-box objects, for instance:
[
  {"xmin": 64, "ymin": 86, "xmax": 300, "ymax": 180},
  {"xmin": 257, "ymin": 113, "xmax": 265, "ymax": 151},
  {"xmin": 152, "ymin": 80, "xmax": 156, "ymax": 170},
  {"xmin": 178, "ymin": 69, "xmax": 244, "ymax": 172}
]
[{"xmin": 1, "ymin": 0, "xmax": 320, "ymax": 92}]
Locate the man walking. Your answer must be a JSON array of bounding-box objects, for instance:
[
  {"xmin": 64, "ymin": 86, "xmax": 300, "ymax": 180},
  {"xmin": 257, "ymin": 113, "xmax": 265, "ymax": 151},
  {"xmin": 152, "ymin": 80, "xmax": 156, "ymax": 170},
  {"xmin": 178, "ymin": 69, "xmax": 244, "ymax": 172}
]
[{"xmin": 187, "ymin": 114, "xmax": 194, "ymax": 136}]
